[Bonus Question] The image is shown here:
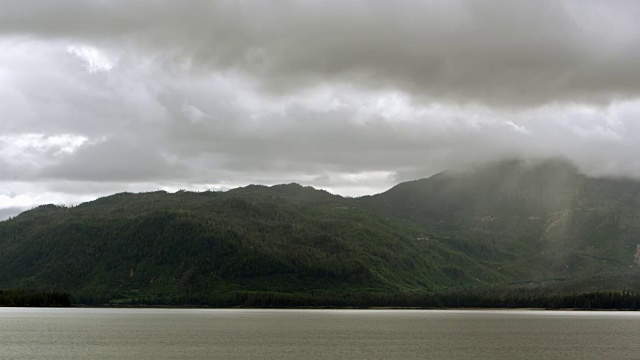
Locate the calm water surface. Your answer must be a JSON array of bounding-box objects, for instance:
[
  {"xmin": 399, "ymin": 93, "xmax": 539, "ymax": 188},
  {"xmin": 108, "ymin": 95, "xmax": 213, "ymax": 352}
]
[{"xmin": 1, "ymin": 308, "xmax": 639, "ymax": 359}]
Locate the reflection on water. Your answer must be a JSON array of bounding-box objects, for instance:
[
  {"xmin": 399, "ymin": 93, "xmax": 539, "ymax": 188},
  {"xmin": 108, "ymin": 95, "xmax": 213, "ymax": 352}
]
[{"xmin": 1, "ymin": 308, "xmax": 640, "ymax": 359}]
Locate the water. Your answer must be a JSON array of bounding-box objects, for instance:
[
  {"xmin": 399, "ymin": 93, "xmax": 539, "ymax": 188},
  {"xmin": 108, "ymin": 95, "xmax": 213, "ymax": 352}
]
[{"xmin": 1, "ymin": 308, "xmax": 640, "ymax": 359}]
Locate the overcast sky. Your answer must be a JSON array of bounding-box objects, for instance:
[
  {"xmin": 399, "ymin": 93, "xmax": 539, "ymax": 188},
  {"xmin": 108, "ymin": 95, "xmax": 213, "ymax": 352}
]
[{"xmin": 2, "ymin": 0, "xmax": 640, "ymax": 219}]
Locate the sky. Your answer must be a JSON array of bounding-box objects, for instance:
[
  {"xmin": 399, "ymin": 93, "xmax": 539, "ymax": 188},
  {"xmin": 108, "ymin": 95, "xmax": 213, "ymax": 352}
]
[{"xmin": 2, "ymin": 0, "xmax": 640, "ymax": 219}]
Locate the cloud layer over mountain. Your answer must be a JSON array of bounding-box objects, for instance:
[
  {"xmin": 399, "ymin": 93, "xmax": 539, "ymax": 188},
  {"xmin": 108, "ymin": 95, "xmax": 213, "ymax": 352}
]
[{"xmin": 2, "ymin": 0, "xmax": 640, "ymax": 218}]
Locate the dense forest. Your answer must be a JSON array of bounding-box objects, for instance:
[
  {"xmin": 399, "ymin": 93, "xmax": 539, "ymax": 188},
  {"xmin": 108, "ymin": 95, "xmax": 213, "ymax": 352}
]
[
  {"xmin": 2, "ymin": 159, "xmax": 640, "ymax": 308},
  {"xmin": 0, "ymin": 289, "xmax": 71, "ymax": 307},
  {"xmin": 90, "ymin": 289, "xmax": 640, "ymax": 310}
]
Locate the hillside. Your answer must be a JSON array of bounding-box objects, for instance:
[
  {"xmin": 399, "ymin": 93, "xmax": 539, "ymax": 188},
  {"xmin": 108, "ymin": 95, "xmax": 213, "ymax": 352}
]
[
  {"xmin": 361, "ymin": 159, "xmax": 640, "ymax": 291},
  {"xmin": 1, "ymin": 158, "xmax": 640, "ymax": 306},
  {"xmin": 0, "ymin": 184, "xmax": 498, "ymax": 305}
]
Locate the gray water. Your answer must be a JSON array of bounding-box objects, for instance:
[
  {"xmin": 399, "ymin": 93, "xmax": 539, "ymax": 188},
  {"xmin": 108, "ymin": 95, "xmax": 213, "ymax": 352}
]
[{"xmin": 1, "ymin": 308, "xmax": 640, "ymax": 359}]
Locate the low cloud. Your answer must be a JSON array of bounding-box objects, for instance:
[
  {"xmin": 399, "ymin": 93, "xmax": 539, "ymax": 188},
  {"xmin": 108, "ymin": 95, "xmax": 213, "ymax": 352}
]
[
  {"xmin": 0, "ymin": 207, "xmax": 24, "ymax": 221},
  {"xmin": 40, "ymin": 137, "xmax": 189, "ymax": 182},
  {"xmin": 1, "ymin": 0, "xmax": 640, "ymax": 206}
]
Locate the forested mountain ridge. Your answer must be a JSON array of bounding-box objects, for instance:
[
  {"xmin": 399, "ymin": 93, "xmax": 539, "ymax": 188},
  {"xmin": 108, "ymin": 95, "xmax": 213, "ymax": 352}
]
[
  {"xmin": 2, "ymin": 158, "xmax": 640, "ymax": 306},
  {"xmin": 0, "ymin": 183, "xmax": 499, "ymax": 305},
  {"xmin": 361, "ymin": 159, "xmax": 640, "ymax": 291}
]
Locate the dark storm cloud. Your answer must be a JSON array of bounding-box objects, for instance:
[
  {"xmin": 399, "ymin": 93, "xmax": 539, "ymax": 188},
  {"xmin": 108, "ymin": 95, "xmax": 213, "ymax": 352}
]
[{"xmin": 1, "ymin": 0, "xmax": 640, "ymax": 105}]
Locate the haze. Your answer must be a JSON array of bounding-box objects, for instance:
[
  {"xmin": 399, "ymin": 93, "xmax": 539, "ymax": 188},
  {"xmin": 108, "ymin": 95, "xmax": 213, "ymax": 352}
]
[{"xmin": 2, "ymin": 0, "xmax": 640, "ymax": 219}]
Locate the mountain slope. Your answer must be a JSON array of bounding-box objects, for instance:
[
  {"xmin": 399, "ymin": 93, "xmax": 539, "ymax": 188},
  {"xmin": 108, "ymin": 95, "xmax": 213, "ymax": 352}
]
[
  {"xmin": 2, "ymin": 158, "xmax": 640, "ymax": 305},
  {"xmin": 0, "ymin": 185, "xmax": 499, "ymax": 304},
  {"xmin": 361, "ymin": 158, "xmax": 640, "ymax": 290}
]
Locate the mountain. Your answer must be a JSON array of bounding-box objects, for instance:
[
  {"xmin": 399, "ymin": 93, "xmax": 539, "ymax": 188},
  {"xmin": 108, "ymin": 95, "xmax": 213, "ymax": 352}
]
[
  {"xmin": 361, "ymin": 158, "xmax": 640, "ymax": 290},
  {"xmin": 0, "ymin": 184, "xmax": 499, "ymax": 305},
  {"xmin": 1, "ymin": 158, "xmax": 640, "ymax": 306}
]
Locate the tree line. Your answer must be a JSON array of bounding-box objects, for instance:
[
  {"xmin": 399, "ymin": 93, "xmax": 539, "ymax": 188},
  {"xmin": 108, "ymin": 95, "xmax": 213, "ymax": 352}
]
[
  {"xmin": 75, "ymin": 289, "xmax": 640, "ymax": 310},
  {"xmin": 0, "ymin": 289, "xmax": 71, "ymax": 307}
]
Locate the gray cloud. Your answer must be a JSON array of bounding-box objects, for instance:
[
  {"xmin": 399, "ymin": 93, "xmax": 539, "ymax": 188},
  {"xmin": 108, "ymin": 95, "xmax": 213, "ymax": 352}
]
[
  {"xmin": 1, "ymin": 0, "xmax": 640, "ymax": 105},
  {"xmin": 40, "ymin": 137, "xmax": 189, "ymax": 182},
  {"xmin": 0, "ymin": 207, "xmax": 25, "ymax": 221},
  {"xmin": 1, "ymin": 0, "xmax": 640, "ymax": 210}
]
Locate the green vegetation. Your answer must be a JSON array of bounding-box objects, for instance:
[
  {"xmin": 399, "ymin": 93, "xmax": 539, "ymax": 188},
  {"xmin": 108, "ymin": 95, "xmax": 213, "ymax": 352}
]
[
  {"xmin": 0, "ymin": 184, "xmax": 499, "ymax": 306},
  {"xmin": 1, "ymin": 159, "xmax": 640, "ymax": 308},
  {"xmin": 80, "ymin": 289, "xmax": 640, "ymax": 310},
  {"xmin": 0, "ymin": 289, "xmax": 71, "ymax": 307}
]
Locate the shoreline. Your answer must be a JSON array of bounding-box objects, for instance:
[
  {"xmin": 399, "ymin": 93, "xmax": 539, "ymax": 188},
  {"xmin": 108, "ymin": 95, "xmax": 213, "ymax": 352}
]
[{"xmin": 2, "ymin": 304, "xmax": 636, "ymax": 311}]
